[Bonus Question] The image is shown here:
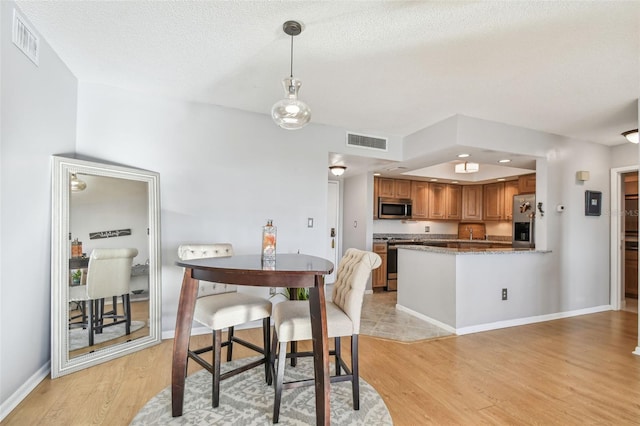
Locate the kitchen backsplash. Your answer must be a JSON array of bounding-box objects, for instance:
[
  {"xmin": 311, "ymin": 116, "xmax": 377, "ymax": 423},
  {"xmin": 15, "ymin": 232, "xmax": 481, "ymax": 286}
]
[
  {"xmin": 373, "ymin": 233, "xmax": 512, "ymax": 242},
  {"xmin": 373, "ymin": 219, "xmax": 513, "ymax": 237}
]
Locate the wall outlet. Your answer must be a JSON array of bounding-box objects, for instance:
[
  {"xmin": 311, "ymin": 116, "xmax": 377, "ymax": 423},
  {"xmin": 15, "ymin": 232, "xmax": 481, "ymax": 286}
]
[
  {"xmin": 501, "ymin": 288, "xmax": 508, "ymax": 300},
  {"xmin": 424, "ymin": 226, "xmax": 430, "ymax": 233},
  {"xmin": 269, "ymin": 287, "xmax": 276, "ymax": 296}
]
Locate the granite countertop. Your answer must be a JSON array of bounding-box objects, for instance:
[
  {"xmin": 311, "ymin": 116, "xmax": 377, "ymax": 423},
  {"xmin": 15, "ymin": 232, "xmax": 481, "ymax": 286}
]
[
  {"xmin": 373, "ymin": 238, "xmax": 512, "ymax": 245},
  {"xmin": 397, "ymin": 244, "xmax": 551, "ymax": 255}
]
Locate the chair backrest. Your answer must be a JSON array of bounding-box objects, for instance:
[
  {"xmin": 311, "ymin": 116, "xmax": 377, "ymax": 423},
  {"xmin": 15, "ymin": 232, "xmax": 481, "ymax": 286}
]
[
  {"xmin": 177, "ymin": 244, "xmax": 236, "ymax": 296},
  {"xmin": 86, "ymin": 248, "xmax": 138, "ymax": 299},
  {"xmin": 331, "ymin": 248, "xmax": 382, "ymax": 334}
]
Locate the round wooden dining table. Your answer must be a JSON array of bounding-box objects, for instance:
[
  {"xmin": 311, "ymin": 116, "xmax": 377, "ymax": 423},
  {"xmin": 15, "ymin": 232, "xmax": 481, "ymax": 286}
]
[{"xmin": 172, "ymin": 253, "xmax": 334, "ymax": 425}]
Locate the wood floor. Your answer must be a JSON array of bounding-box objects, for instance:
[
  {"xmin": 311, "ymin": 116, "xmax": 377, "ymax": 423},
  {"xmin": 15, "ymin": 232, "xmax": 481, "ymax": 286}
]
[{"xmin": 4, "ymin": 310, "xmax": 639, "ymax": 425}]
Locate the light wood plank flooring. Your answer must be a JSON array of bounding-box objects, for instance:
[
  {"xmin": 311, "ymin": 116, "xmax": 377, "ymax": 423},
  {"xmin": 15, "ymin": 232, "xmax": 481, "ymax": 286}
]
[{"xmin": 4, "ymin": 310, "xmax": 639, "ymax": 425}]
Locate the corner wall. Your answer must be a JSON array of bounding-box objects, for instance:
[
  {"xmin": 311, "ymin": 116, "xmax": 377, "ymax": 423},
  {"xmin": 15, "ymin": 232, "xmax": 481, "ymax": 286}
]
[{"xmin": 0, "ymin": 1, "xmax": 77, "ymax": 417}]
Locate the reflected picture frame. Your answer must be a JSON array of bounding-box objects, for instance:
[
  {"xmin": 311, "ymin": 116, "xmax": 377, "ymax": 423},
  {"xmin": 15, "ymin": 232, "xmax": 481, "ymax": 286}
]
[{"xmin": 585, "ymin": 190, "xmax": 602, "ymax": 216}]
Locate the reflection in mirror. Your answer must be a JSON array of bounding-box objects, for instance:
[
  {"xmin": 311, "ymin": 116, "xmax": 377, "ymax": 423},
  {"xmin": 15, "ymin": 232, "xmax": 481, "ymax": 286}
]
[{"xmin": 52, "ymin": 155, "xmax": 161, "ymax": 378}]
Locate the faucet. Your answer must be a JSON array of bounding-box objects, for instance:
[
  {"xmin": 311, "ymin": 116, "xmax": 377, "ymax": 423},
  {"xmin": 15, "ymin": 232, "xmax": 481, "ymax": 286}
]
[{"xmin": 467, "ymin": 227, "xmax": 473, "ymax": 240}]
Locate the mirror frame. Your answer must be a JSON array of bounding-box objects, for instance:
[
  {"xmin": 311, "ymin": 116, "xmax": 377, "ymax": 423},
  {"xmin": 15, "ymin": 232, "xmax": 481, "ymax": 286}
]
[{"xmin": 51, "ymin": 154, "xmax": 162, "ymax": 378}]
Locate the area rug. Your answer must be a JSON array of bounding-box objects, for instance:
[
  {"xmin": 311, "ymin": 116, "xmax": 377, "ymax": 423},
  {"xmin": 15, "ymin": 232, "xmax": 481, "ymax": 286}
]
[
  {"xmin": 131, "ymin": 356, "xmax": 393, "ymax": 425},
  {"xmin": 69, "ymin": 320, "xmax": 146, "ymax": 351}
]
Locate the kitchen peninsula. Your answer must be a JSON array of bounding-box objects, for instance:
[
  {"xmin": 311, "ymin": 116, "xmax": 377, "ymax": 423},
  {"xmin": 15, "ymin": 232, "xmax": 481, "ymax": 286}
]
[{"xmin": 396, "ymin": 244, "xmax": 552, "ymax": 335}]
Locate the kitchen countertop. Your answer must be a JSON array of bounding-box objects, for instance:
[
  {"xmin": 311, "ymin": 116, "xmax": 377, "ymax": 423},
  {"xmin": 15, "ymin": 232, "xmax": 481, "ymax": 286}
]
[
  {"xmin": 373, "ymin": 238, "xmax": 513, "ymax": 245},
  {"xmin": 397, "ymin": 244, "xmax": 550, "ymax": 255}
]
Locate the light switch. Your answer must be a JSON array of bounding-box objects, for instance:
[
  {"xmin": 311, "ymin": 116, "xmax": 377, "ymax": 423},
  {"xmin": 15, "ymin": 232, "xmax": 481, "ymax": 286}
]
[{"xmin": 307, "ymin": 218, "xmax": 314, "ymax": 228}]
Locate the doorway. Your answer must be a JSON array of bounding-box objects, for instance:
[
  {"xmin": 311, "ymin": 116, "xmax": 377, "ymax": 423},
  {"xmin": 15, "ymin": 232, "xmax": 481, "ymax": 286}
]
[{"xmin": 610, "ymin": 166, "xmax": 639, "ymax": 312}]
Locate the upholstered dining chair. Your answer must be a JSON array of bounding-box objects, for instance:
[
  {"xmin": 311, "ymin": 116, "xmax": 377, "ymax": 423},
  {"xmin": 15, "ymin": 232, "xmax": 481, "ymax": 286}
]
[
  {"xmin": 68, "ymin": 248, "xmax": 138, "ymax": 347},
  {"xmin": 270, "ymin": 248, "xmax": 381, "ymax": 423},
  {"xmin": 177, "ymin": 244, "xmax": 273, "ymax": 408}
]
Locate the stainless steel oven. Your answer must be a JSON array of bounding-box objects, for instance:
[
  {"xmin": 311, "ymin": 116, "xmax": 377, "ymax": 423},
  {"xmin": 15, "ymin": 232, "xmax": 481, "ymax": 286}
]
[{"xmin": 386, "ymin": 240, "xmax": 419, "ymax": 291}]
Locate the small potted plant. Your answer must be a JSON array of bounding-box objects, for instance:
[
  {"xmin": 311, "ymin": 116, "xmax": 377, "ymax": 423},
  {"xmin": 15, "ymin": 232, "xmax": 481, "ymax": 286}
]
[{"xmin": 71, "ymin": 269, "xmax": 82, "ymax": 285}]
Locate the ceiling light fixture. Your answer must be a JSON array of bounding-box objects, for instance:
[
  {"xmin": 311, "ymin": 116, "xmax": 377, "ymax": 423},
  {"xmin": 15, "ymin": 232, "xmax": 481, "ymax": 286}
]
[
  {"xmin": 457, "ymin": 153, "xmax": 470, "ymax": 158},
  {"xmin": 329, "ymin": 166, "xmax": 346, "ymax": 176},
  {"xmin": 70, "ymin": 173, "xmax": 86, "ymax": 192},
  {"xmin": 622, "ymin": 129, "xmax": 639, "ymax": 144},
  {"xmin": 454, "ymin": 161, "xmax": 479, "ymax": 174},
  {"xmin": 498, "ymin": 159, "xmax": 511, "ymax": 163},
  {"xmin": 271, "ymin": 21, "xmax": 311, "ymax": 130}
]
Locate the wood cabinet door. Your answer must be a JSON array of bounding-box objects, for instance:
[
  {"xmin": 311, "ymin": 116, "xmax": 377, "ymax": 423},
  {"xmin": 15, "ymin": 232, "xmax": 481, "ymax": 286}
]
[
  {"xmin": 378, "ymin": 178, "xmax": 395, "ymax": 198},
  {"xmin": 411, "ymin": 181, "xmax": 429, "ymax": 219},
  {"xmin": 503, "ymin": 180, "xmax": 519, "ymax": 220},
  {"xmin": 446, "ymin": 184, "xmax": 462, "ymax": 220},
  {"xmin": 518, "ymin": 173, "xmax": 536, "ymax": 194},
  {"xmin": 428, "ymin": 183, "xmax": 447, "ymax": 219},
  {"xmin": 483, "ymin": 182, "xmax": 505, "ymax": 221},
  {"xmin": 395, "ymin": 180, "xmax": 412, "ymax": 199},
  {"xmin": 462, "ymin": 185, "xmax": 483, "ymax": 220},
  {"xmin": 373, "ymin": 177, "xmax": 380, "ymax": 219},
  {"xmin": 625, "ymin": 250, "xmax": 638, "ymax": 297},
  {"xmin": 372, "ymin": 243, "xmax": 388, "ymax": 289}
]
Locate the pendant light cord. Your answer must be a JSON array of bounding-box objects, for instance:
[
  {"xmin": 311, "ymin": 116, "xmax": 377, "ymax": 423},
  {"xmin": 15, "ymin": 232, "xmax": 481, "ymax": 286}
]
[{"xmin": 289, "ymin": 34, "xmax": 294, "ymax": 78}]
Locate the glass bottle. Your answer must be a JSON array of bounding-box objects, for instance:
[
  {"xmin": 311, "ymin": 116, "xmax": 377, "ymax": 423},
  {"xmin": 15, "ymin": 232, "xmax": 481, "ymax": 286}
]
[{"xmin": 262, "ymin": 219, "xmax": 277, "ymax": 262}]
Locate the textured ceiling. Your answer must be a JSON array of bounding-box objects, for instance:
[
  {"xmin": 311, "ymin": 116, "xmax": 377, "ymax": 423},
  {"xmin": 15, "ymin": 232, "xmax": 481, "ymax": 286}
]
[{"xmin": 15, "ymin": 1, "xmax": 640, "ymax": 148}]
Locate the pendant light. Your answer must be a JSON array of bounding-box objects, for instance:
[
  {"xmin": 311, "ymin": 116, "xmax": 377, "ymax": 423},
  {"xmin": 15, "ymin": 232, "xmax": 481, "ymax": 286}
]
[
  {"xmin": 329, "ymin": 166, "xmax": 347, "ymax": 176},
  {"xmin": 271, "ymin": 21, "xmax": 311, "ymax": 130},
  {"xmin": 622, "ymin": 129, "xmax": 639, "ymax": 144},
  {"xmin": 70, "ymin": 173, "xmax": 87, "ymax": 191}
]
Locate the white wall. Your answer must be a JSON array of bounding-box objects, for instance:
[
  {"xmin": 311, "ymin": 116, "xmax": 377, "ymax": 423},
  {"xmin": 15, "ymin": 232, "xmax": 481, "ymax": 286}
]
[
  {"xmin": 74, "ymin": 82, "xmax": 397, "ymax": 332},
  {"xmin": 0, "ymin": 1, "xmax": 77, "ymax": 416}
]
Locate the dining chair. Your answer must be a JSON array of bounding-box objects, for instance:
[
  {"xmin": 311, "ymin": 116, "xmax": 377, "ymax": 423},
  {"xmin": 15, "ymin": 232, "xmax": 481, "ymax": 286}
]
[
  {"xmin": 177, "ymin": 244, "xmax": 273, "ymax": 408},
  {"xmin": 270, "ymin": 248, "xmax": 381, "ymax": 423},
  {"xmin": 68, "ymin": 248, "xmax": 138, "ymax": 346}
]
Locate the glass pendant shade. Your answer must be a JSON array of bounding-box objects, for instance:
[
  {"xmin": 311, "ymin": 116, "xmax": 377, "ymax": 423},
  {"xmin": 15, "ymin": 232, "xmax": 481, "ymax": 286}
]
[
  {"xmin": 272, "ymin": 77, "xmax": 311, "ymax": 130},
  {"xmin": 70, "ymin": 173, "xmax": 87, "ymax": 191}
]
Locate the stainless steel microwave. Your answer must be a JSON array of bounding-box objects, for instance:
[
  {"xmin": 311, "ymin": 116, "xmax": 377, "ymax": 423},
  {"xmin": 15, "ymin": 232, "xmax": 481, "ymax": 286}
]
[{"xmin": 378, "ymin": 197, "xmax": 412, "ymax": 219}]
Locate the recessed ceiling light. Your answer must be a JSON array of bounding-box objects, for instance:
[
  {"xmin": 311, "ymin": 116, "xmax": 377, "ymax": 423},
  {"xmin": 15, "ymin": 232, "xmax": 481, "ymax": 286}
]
[
  {"xmin": 498, "ymin": 159, "xmax": 511, "ymax": 163},
  {"xmin": 457, "ymin": 154, "xmax": 470, "ymax": 158}
]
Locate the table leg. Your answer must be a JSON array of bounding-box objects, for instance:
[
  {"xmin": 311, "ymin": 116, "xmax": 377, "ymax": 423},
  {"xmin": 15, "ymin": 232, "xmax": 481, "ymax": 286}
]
[
  {"xmin": 171, "ymin": 268, "xmax": 199, "ymax": 417},
  {"xmin": 308, "ymin": 277, "xmax": 330, "ymax": 425}
]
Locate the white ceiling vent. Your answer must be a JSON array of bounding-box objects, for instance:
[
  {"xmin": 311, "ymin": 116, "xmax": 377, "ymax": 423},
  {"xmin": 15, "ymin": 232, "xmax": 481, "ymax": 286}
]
[
  {"xmin": 346, "ymin": 132, "xmax": 387, "ymax": 151},
  {"xmin": 12, "ymin": 9, "xmax": 39, "ymax": 66}
]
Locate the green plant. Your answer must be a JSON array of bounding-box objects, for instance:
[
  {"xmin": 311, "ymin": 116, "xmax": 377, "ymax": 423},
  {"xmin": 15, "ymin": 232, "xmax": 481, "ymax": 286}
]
[
  {"xmin": 71, "ymin": 270, "xmax": 82, "ymax": 282},
  {"xmin": 285, "ymin": 288, "xmax": 309, "ymax": 300}
]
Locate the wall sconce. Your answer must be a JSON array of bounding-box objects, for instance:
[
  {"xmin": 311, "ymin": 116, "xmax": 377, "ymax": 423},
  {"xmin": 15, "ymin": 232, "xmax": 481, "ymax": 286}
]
[
  {"xmin": 622, "ymin": 129, "xmax": 638, "ymax": 144},
  {"xmin": 576, "ymin": 171, "xmax": 590, "ymax": 182},
  {"xmin": 329, "ymin": 166, "xmax": 346, "ymax": 176}
]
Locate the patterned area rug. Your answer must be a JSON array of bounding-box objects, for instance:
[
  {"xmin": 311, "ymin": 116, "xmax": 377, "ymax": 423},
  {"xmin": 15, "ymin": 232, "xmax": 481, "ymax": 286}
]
[
  {"xmin": 69, "ymin": 320, "xmax": 145, "ymax": 351},
  {"xmin": 131, "ymin": 356, "xmax": 392, "ymax": 425}
]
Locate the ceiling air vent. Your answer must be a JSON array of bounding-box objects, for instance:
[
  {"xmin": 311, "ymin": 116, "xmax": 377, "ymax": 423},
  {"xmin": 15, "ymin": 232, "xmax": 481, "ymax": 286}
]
[
  {"xmin": 346, "ymin": 132, "xmax": 387, "ymax": 151},
  {"xmin": 12, "ymin": 9, "xmax": 39, "ymax": 66}
]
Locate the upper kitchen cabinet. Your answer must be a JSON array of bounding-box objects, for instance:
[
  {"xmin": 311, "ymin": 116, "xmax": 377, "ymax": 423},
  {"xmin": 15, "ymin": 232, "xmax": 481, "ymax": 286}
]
[
  {"xmin": 411, "ymin": 181, "xmax": 430, "ymax": 219},
  {"xmin": 518, "ymin": 173, "xmax": 536, "ymax": 194},
  {"xmin": 462, "ymin": 185, "xmax": 483, "ymax": 221},
  {"xmin": 378, "ymin": 178, "xmax": 412, "ymax": 199},
  {"xmin": 503, "ymin": 180, "xmax": 519, "ymax": 220},
  {"xmin": 484, "ymin": 180, "xmax": 519, "ymax": 221},
  {"xmin": 483, "ymin": 182, "xmax": 505, "ymax": 221},
  {"xmin": 429, "ymin": 183, "xmax": 462, "ymax": 220}
]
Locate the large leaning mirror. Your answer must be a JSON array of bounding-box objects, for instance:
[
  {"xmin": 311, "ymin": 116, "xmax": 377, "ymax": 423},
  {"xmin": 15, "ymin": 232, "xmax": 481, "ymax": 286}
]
[{"xmin": 51, "ymin": 154, "xmax": 161, "ymax": 378}]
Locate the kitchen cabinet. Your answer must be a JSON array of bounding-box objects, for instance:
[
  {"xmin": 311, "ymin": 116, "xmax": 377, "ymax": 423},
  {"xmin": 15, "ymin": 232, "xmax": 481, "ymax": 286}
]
[
  {"xmin": 411, "ymin": 181, "xmax": 429, "ymax": 219},
  {"xmin": 372, "ymin": 243, "xmax": 388, "ymax": 290},
  {"xmin": 518, "ymin": 173, "xmax": 536, "ymax": 194},
  {"xmin": 428, "ymin": 183, "xmax": 461, "ymax": 220},
  {"xmin": 483, "ymin": 182, "xmax": 505, "ymax": 221},
  {"xmin": 378, "ymin": 177, "xmax": 411, "ymax": 199},
  {"xmin": 503, "ymin": 180, "xmax": 519, "ymax": 220},
  {"xmin": 462, "ymin": 185, "xmax": 483, "ymax": 221},
  {"xmin": 625, "ymin": 248, "xmax": 638, "ymax": 298}
]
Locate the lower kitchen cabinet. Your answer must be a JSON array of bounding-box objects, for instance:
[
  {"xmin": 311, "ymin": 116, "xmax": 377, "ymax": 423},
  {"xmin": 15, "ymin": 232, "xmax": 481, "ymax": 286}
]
[
  {"xmin": 372, "ymin": 243, "xmax": 388, "ymax": 290},
  {"xmin": 625, "ymin": 249, "xmax": 638, "ymax": 298}
]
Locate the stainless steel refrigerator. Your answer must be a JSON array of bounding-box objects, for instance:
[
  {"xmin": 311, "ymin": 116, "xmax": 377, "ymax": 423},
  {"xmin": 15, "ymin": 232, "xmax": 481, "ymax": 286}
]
[{"xmin": 512, "ymin": 193, "xmax": 535, "ymax": 248}]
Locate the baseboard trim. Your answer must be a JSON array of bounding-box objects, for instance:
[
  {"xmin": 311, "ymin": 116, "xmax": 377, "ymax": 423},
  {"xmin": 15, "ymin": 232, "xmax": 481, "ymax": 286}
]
[
  {"xmin": 0, "ymin": 362, "xmax": 50, "ymax": 421},
  {"xmin": 396, "ymin": 304, "xmax": 613, "ymax": 336},
  {"xmin": 395, "ymin": 304, "xmax": 457, "ymax": 334}
]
